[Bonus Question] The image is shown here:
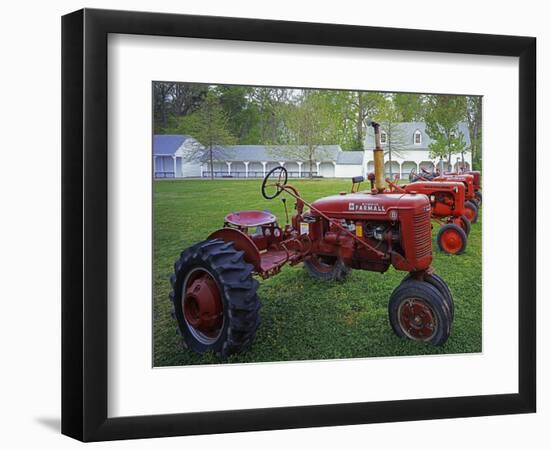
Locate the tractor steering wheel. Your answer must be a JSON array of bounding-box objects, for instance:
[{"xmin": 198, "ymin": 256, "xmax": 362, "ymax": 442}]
[
  {"xmin": 261, "ymin": 166, "xmax": 288, "ymax": 199},
  {"xmin": 409, "ymin": 167, "xmax": 417, "ymax": 182}
]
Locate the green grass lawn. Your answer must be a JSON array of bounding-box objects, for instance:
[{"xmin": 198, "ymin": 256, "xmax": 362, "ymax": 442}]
[{"xmin": 153, "ymin": 178, "xmax": 482, "ymax": 366}]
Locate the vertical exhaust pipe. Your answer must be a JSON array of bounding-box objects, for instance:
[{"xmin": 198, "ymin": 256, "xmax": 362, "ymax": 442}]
[{"xmin": 367, "ymin": 120, "xmax": 385, "ymax": 192}]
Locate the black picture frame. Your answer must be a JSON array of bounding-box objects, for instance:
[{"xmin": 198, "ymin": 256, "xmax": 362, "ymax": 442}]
[{"xmin": 62, "ymin": 8, "xmax": 536, "ymax": 442}]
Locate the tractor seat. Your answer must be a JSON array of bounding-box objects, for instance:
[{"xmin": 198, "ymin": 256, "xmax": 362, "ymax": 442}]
[{"xmin": 224, "ymin": 210, "xmax": 277, "ymax": 228}]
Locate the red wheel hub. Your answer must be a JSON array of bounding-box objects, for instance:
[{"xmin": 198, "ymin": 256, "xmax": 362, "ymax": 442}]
[
  {"xmin": 440, "ymin": 228, "xmax": 463, "ymax": 254},
  {"xmin": 182, "ymin": 269, "xmax": 223, "ymax": 337},
  {"xmin": 464, "ymin": 207, "xmax": 475, "ymax": 222},
  {"xmin": 398, "ymin": 298, "xmax": 436, "ymax": 340},
  {"xmin": 453, "ymin": 218, "xmax": 467, "ymax": 233}
]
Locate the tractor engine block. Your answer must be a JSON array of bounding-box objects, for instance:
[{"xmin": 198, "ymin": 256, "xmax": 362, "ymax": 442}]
[{"xmin": 304, "ymin": 192, "xmax": 433, "ymax": 273}]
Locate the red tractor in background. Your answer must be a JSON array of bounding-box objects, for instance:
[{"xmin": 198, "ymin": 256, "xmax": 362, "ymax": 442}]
[
  {"xmin": 444, "ymin": 170, "xmax": 482, "ymax": 205},
  {"xmin": 169, "ymin": 120, "xmax": 455, "ymax": 357},
  {"xmin": 386, "ymin": 178, "xmax": 470, "ymax": 255},
  {"xmin": 410, "ymin": 168, "xmax": 479, "ymax": 224},
  {"xmin": 433, "ymin": 174, "xmax": 479, "ymax": 224}
]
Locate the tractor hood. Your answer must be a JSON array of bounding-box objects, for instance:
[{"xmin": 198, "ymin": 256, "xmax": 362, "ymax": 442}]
[
  {"xmin": 406, "ymin": 181, "xmax": 465, "ymax": 194},
  {"xmin": 310, "ymin": 191, "xmax": 430, "ymax": 219}
]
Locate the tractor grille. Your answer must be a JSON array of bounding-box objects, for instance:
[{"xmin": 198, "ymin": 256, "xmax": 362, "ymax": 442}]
[{"xmin": 413, "ymin": 209, "xmax": 432, "ymax": 258}]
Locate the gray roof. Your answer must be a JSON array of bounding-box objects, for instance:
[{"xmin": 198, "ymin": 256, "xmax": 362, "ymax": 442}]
[
  {"xmin": 154, "ymin": 135, "xmax": 365, "ymax": 165},
  {"xmin": 153, "ymin": 134, "xmax": 193, "ymax": 156},
  {"xmin": 208, "ymin": 144, "xmax": 343, "ymax": 163},
  {"xmin": 336, "ymin": 151, "xmax": 364, "ymax": 165},
  {"xmin": 365, "ymin": 122, "xmax": 471, "ymax": 150}
]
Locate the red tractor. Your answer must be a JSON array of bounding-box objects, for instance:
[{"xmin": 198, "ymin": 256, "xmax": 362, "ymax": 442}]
[
  {"xmin": 433, "ymin": 174, "xmax": 479, "ymax": 224},
  {"xmin": 468, "ymin": 170, "xmax": 482, "ymax": 204},
  {"xmin": 386, "ymin": 178, "xmax": 470, "ymax": 255},
  {"xmin": 444, "ymin": 170, "xmax": 482, "ymax": 205},
  {"xmin": 411, "ymin": 169, "xmax": 479, "ymax": 224},
  {"xmin": 169, "ymin": 121, "xmax": 454, "ymax": 357}
]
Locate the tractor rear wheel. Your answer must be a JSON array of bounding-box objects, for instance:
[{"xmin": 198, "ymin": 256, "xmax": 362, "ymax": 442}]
[
  {"xmin": 475, "ymin": 191, "xmax": 482, "ymax": 205},
  {"xmin": 464, "ymin": 200, "xmax": 479, "ymax": 224},
  {"xmin": 389, "ymin": 280, "xmax": 452, "ymax": 346},
  {"xmin": 437, "ymin": 223, "xmax": 467, "ymax": 255},
  {"xmin": 170, "ymin": 239, "xmax": 261, "ymax": 357},
  {"xmin": 304, "ymin": 254, "xmax": 351, "ymax": 281}
]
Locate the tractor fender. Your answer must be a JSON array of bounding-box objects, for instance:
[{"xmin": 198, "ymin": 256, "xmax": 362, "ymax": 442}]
[{"xmin": 208, "ymin": 228, "xmax": 262, "ymax": 273}]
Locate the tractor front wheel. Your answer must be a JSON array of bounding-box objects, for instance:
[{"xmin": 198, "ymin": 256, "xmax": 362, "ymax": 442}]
[
  {"xmin": 304, "ymin": 254, "xmax": 351, "ymax": 281},
  {"xmin": 475, "ymin": 191, "xmax": 482, "ymax": 205},
  {"xmin": 437, "ymin": 223, "xmax": 467, "ymax": 255},
  {"xmin": 402, "ymin": 272, "xmax": 454, "ymax": 321},
  {"xmin": 389, "ymin": 280, "xmax": 452, "ymax": 346},
  {"xmin": 453, "ymin": 215, "xmax": 471, "ymax": 236},
  {"xmin": 170, "ymin": 239, "xmax": 261, "ymax": 357},
  {"xmin": 464, "ymin": 200, "xmax": 479, "ymax": 224},
  {"xmin": 461, "ymin": 215, "xmax": 471, "ymax": 235}
]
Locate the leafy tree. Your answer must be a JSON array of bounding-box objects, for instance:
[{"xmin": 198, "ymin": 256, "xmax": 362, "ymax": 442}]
[
  {"xmin": 376, "ymin": 95, "xmax": 407, "ymax": 178},
  {"xmin": 174, "ymin": 92, "xmax": 236, "ymax": 179},
  {"xmin": 153, "ymin": 82, "xmax": 174, "ymax": 131},
  {"xmin": 155, "ymin": 83, "xmax": 478, "ymax": 176},
  {"xmin": 465, "ymin": 96, "xmax": 482, "ymax": 170},
  {"xmin": 349, "ymin": 92, "xmax": 385, "ymax": 149},
  {"xmin": 153, "ymin": 82, "xmax": 207, "ymax": 133},
  {"xmin": 214, "ymin": 85, "xmax": 257, "ymax": 141},
  {"xmin": 274, "ymin": 91, "xmax": 335, "ymax": 177},
  {"xmin": 248, "ymin": 87, "xmax": 294, "ymax": 145},
  {"xmin": 306, "ymin": 89, "xmax": 360, "ymax": 150},
  {"xmin": 170, "ymin": 83, "xmax": 208, "ymax": 117},
  {"xmin": 425, "ymin": 95, "xmax": 468, "ymax": 171},
  {"xmin": 393, "ymin": 93, "xmax": 426, "ymax": 122}
]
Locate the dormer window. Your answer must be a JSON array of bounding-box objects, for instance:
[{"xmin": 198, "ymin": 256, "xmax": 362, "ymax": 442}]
[
  {"xmin": 380, "ymin": 131, "xmax": 387, "ymax": 144},
  {"xmin": 414, "ymin": 130, "xmax": 422, "ymax": 145}
]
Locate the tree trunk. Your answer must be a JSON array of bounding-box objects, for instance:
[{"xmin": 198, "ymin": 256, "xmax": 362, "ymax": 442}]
[
  {"xmin": 388, "ymin": 148, "xmax": 393, "ymax": 179},
  {"xmin": 473, "ymin": 123, "xmax": 479, "ymax": 166},
  {"xmin": 160, "ymin": 102, "xmax": 167, "ymax": 129},
  {"xmin": 356, "ymin": 96, "xmax": 365, "ymax": 148},
  {"xmin": 209, "ymin": 146, "xmax": 214, "ymax": 180}
]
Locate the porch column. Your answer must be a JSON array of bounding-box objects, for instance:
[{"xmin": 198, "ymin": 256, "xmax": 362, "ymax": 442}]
[
  {"xmin": 297, "ymin": 161, "xmax": 302, "ymax": 177},
  {"xmin": 226, "ymin": 161, "xmax": 232, "ymax": 175},
  {"xmin": 244, "ymin": 161, "xmax": 249, "ymax": 178},
  {"xmin": 153, "ymin": 156, "xmax": 157, "ymax": 177},
  {"xmin": 315, "ymin": 161, "xmax": 321, "ymax": 176},
  {"xmin": 398, "ymin": 162, "xmax": 402, "ymax": 180},
  {"xmin": 261, "ymin": 161, "xmax": 267, "ymax": 176},
  {"xmin": 172, "ymin": 155, "xmax": 177, "ymax": 178}
]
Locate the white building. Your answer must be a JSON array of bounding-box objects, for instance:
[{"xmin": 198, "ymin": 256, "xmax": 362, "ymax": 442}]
[
  {"xmin": 153, "ymin": 135, "xmax": 203, "ymax": 178},
  {"xmin": 153, "ymin": 122, "xmax": 472, "ymax": 179},
  {"xmin": 153, "ymin": 139, "xmax": 365, "ymax": 179},
  {"xmin": 365, "ymin": 122, "xmax": 472, "ymax": 179}
]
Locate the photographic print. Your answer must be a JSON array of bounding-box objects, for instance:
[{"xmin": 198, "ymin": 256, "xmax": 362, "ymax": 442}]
[
  {"xmin": 61, "ymin": 10, "xmax": 535, "ymax": 440},
  {"xmin": 152, "ymin": 82, "xmax": 483, "ymax": 367}
]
